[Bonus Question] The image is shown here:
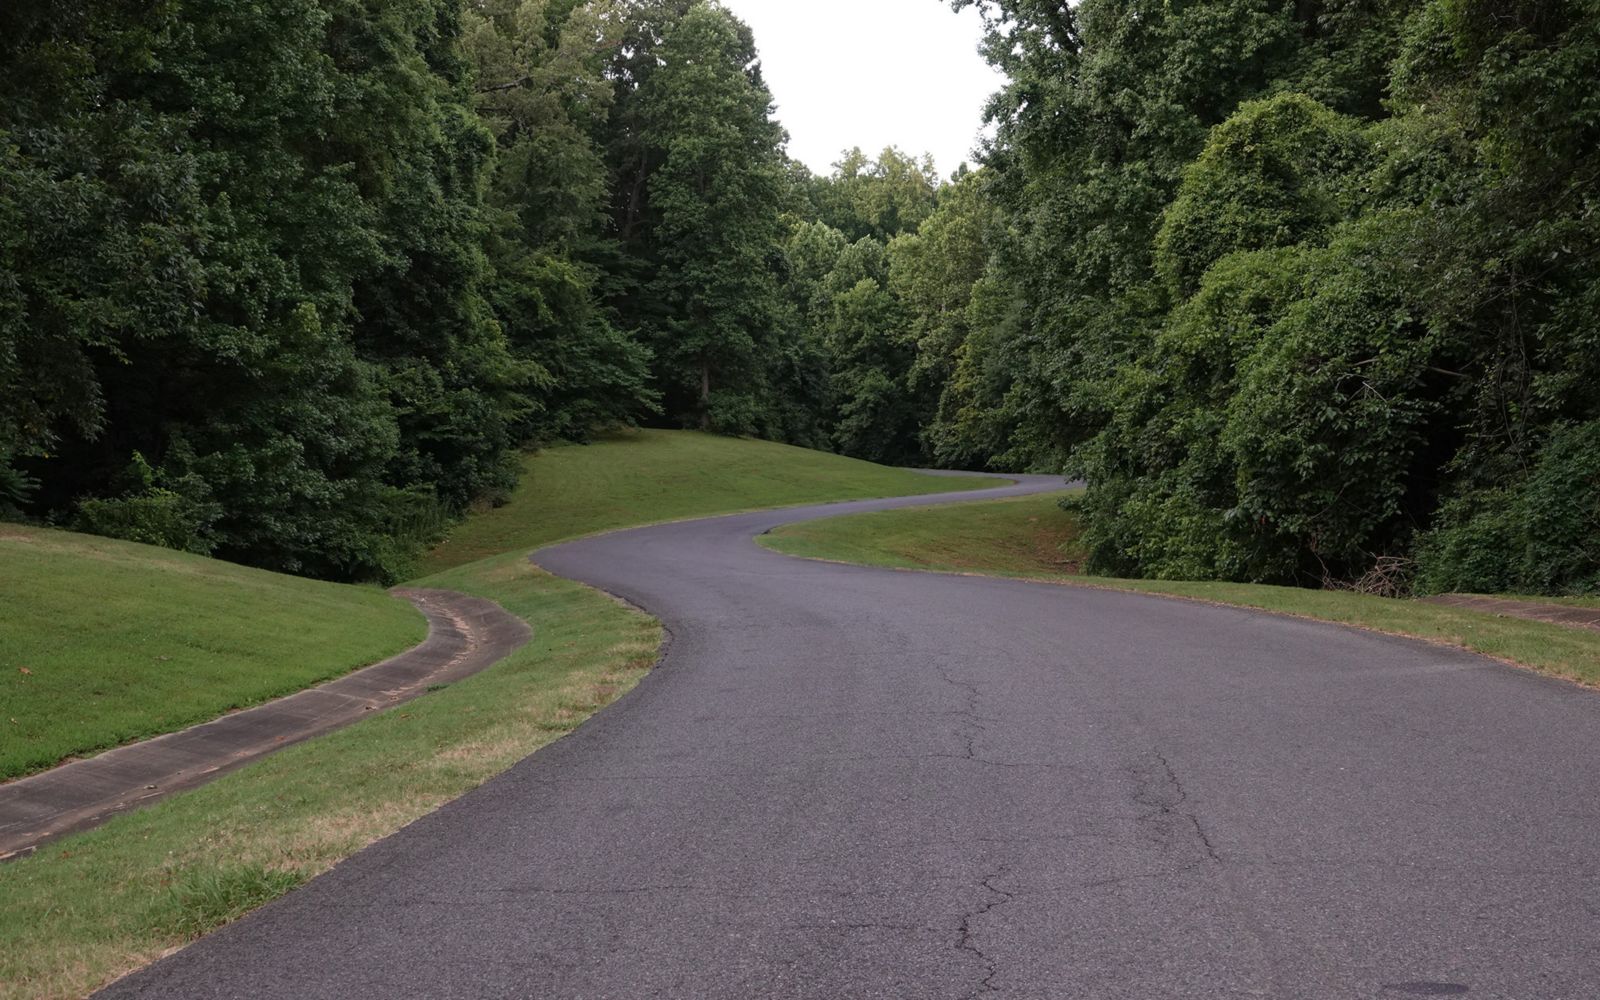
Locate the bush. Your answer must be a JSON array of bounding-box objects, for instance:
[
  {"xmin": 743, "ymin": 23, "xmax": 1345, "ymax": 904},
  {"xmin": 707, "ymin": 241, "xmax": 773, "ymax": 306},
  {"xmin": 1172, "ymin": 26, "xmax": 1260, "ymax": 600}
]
[
  {"xmin": 1154, "ymin": 94, "xmax": 1370, "ymax": 296},
  {"xmin": 0, "ymin": 456, "xmax": 37, "ymax": 517},
  {"xmin": 1419, "ymin": 421, "xmax": 1600, "ymax": 596},
  {"xmin": 74, "ymin": 487, "xmax": 221, "ymax": 556},
  {"xmin": 71, "ymin": 452, "xmax": 220, "ymax": 555}
]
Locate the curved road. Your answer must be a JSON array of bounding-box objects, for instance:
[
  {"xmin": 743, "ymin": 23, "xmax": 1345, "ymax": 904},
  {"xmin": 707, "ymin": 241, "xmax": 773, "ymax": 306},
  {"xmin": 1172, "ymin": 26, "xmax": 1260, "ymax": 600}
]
[{"xmin": 102, "ymin": 476, "xmax": 1600, "ymax": 999}]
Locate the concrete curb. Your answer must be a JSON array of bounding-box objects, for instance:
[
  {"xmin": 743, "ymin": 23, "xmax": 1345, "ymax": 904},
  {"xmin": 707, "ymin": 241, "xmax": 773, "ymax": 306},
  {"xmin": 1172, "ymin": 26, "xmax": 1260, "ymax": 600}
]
[{"xmin": 1421, "ymin": 593, "xmax": 1600, "ymax": 631}]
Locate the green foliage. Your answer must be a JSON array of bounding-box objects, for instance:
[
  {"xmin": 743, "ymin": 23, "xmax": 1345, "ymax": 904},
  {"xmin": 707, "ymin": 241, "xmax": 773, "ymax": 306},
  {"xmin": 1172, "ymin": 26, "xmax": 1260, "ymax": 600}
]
[
  {"xmin": 7, "ymin": 0, "xmax": 1594, "ymax": 596},
  {"xmin": 605, "ymin": 1, "xmax": 792, "ymax": 432},
  {"xmin": 0, "ymin": 453, "xmax": 36, "ymax": 517},
  {"xmin": 155, "ymin": 866, "xmax": 307, "ymax": 940},
  {"xmin": 73, "ymin": 454, "xmax": 221, "ymax": 556},
  {"xmin": 0, "ymin": 0, "xmax": 659, "ymax": 580},
  {"xmin": 825, "ymin": 275, "xmax": 917, "ymax": 463},
  {"xmin": 0, "ymin": 0, "xmax": 465, "ymax": 581},
  {"xmin": 890, "ymin": 170, "xmax": 1006, "ymax": 467},
  {"xmin": 1221, "ymin": 219, "xmax": 1439, "ymax": 576},
  {"xmin": 808, "ymin": 147, "xmax": 941, "ymax": 242},
  {"xmin": 1155, "ymin": 94, "xmax": 1371, "ymax": 296},
  {"xmin": 1420, "ymin": 421, "xmax": 1600, "ymax": 595},
  {"xmin": 465, "ymin": 0, "xmax": 659, "ymax": 443},
  {"xmin": 953, "ymin": 0, "xmax": 1600, "ymax": 595}
]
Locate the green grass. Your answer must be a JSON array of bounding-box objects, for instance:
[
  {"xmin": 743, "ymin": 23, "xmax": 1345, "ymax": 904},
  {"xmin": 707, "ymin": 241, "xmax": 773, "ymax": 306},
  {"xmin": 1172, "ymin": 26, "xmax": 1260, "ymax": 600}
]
[
  {"xmin": 3, "ymin": 430, "xmax": 997, "ymax": 999},
  {"xmin": 0, "ymin": 552, "xmax": 659, "ymax": 1000},
  {"xmin": 762, "ymin": 492, "xmax": 1600, "ymax": 688},
  {"xmin": 421, "ymin": 428, "xmax": 994, "ymax": 573},
  {"xmin": 0, "ymin": 526, "xmax": 426, "ymax": 781}
]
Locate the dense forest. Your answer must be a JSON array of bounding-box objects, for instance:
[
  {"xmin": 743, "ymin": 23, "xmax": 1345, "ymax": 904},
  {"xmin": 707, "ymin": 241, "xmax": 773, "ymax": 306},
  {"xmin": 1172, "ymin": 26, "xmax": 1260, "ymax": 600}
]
[
  {"xmin": 3, "ymin": 0, "xmax": 1597, "ymax": 596},
  {"xmin": 951, "ymin": 0, "xmax": 1600, "ymax": 596}
]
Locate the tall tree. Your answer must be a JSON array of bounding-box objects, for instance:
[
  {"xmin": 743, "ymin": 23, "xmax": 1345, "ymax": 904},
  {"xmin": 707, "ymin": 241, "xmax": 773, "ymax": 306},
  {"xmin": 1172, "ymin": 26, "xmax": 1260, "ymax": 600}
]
[
  {"xmin": 465, "ymin": 0, "xmax": 657, "ymax": 442},
  {"xmin": 0, "ymin": 0, "xmax": 423, "ymax": 580},
  {"xmin": 888, "ymin": 169, "xmax": 1003, "ymax": 466},
  {"xmin": 321, "ymin": 0, "xmax": 530, "ymax": 514},
  {"xmin": 613, "ymin": 1, "xmax": 790, "ymax": 431},
  {"xmin": 809, "ymin": 146, "xmax": 942, "ymax": 243}
]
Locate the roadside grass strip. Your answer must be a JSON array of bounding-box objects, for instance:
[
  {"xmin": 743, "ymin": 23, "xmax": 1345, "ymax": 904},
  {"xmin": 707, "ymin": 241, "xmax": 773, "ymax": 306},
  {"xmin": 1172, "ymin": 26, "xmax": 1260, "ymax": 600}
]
[
  {"xmin": 0, "ymin": 552, "xmax": 657, "ymax": 1000},
  {"xmin": 0, "ymin": 526, "xmax": 425, "ymax": 781},
  {"xmin": 760, "ymin": 492, "xmax": 1600, "ymax": 688}
]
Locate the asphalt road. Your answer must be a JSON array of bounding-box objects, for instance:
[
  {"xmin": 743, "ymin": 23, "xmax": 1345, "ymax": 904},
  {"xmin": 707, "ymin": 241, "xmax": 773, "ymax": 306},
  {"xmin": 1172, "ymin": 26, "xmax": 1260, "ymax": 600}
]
[{"xmin": 100, "ymin": 475, "xmax": 1600, "ymax": 999}]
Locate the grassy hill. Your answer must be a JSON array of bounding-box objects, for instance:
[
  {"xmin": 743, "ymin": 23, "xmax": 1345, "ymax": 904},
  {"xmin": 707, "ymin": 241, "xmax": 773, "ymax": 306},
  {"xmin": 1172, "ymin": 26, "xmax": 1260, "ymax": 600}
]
[
  {"xmin": 0, "ymin": 526, "xmax": 425, "ymax": 780},
  {"xmin": 419, "ymin": 429, "xmax": 995, "ymax": 575}
]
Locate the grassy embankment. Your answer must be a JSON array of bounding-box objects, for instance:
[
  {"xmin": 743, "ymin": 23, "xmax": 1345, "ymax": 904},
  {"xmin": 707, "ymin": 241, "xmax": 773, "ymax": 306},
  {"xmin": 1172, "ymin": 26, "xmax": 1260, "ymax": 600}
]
[
  {"xmin": 420, "ymin": 427, "xmax": 994, "ymax": 573},
  {"xmin": 0, "ymin": 527, "xmax": 426, "ymax": 781},
  {"xmin": 1, "ymin": 430, "xmax": 991, "ymax": 1000},
  {"xmin": 762, "ymin": 492, "xmax": 1600, "ymax": 688}
]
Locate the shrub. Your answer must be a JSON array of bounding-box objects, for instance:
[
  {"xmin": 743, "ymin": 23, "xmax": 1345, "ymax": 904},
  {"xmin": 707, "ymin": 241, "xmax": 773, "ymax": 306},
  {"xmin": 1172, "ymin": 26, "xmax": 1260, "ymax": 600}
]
[
  {"xmin": 71, "ymin": 452, "xmax": 220, "ymax": 555},
  {"xmin": 74, "ymin": 487, "xmax": 221, "ymax": 556},
  {"xmin": 1419, "ymin": 421, "xmax": 1600, "ymax": 595},
  {"xmin": 0, "ymin": 455, "xmax": 37, "ymax": 517}
]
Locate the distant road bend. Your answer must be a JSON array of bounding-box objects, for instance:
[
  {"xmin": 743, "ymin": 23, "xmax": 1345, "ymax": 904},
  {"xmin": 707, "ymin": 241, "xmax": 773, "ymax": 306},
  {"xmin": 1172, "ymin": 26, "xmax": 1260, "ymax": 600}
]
[{"xmin": 103, "ymin": 475, "xmax": 1600, "ymax": 999}]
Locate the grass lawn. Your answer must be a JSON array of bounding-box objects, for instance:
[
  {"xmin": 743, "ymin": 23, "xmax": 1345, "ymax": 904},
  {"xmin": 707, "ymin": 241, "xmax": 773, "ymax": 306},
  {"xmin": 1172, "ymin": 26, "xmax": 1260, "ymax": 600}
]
[
  {"xmin": 420, "ymin": 428, "xmax": 994, "ymax": 573},
  {"xmin": 0, "ymin": 553, "xmax": 657, "ymax": 1000},
  {"xmin": 3, "ymin": 430, "xmax": 998, "ymax": 999},
  {"xmin": 762, "ymin": 492, "xmax": 1600, "ymax": 688},
  {"xmin": 0, "ymin": 526, "xmax": 425, "ymax": 781}
]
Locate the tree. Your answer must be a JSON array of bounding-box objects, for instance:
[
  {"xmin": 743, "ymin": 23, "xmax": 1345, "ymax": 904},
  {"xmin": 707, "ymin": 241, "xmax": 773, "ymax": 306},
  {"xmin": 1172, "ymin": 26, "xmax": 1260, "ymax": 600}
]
[
  {"xmin": 952, "ymin": 0, "xmax": 1600, "ymax": 595},
  {"xmin": 617, "ymin": 1, "xmax": 790, "ymax": 432},
  {"xmin": 888, "ymin": 169, "xmax": 1002, "ymax": 465},
  {"xmin": 0, "ymin": 0, "xmax": 429, "ymax": 580},
  {"xmin": 466, "ymin": 0, "xmax": 658, "ymax": 442},
  {"xmin": 809, "ymin": 147, "xmax": 941, "ymax": 243}
]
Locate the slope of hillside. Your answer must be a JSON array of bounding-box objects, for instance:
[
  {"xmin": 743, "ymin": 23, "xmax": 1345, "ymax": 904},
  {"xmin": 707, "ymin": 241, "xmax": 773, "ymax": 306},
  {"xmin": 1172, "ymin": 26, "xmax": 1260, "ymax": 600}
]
[
  {"xmin": 419, "ymin": 429, "xmax": 996, "ymax": 574},
  {"xmin": 0, "ymin": 526, "xmax": 425, "ymax": 780}
]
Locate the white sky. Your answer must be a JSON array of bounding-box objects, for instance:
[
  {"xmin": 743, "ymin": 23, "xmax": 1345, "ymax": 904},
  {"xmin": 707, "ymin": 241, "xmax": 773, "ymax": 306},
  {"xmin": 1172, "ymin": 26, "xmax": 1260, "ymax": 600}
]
[{"xmin": 719, "ymin": 0, "xmax": 1004, "ymax": 180}]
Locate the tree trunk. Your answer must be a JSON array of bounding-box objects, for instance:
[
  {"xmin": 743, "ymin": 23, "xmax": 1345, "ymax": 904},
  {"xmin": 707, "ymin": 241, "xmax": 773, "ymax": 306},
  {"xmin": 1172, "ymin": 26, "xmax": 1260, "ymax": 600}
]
[
  {"xmin": 621, "ymin": 159, "xmax": 648, "ymax": 243},
  {"xmin": 699, "ymin": 360, "xmax": 711, "ymax": 432}
]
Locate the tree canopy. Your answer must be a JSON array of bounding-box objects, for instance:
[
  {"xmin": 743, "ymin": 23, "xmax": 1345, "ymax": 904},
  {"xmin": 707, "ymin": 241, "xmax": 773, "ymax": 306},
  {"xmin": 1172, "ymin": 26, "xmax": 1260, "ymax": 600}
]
[
  {"xmin": 951, "ymin": 0, "xmax": 1600, "ymax": 595},
  {"xmin": 4, "ymin": 0, "xmax": 1597, "ymax": 596}
]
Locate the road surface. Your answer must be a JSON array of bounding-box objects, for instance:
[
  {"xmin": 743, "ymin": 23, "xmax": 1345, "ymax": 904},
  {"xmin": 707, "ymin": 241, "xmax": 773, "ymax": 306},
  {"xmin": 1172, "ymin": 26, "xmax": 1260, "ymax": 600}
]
[{"xmin": 101, "ymin": 475, "xmax": 1600, "ymax": 999}]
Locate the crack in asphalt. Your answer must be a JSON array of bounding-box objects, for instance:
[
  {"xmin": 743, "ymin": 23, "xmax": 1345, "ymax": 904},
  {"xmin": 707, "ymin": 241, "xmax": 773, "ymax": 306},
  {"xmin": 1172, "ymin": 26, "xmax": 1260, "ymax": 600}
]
[
  {"xmin": 931, "ymin": 657, "xmax": 1025, "ymax": 998},
  {"xmin": 954, "ymin": 868, "xmax": 1016, "ymax": 999},
  {"xmin": 1135, "ymin": 749, "xmax": 1222, "ymax": 865},
  {"xmin": 932, "ymin": 660, "xmax": 988, "ymax": 764}
]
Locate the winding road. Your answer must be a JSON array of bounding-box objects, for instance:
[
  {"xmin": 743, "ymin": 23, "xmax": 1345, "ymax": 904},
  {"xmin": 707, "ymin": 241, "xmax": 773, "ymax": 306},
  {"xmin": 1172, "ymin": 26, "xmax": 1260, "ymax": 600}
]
[{"xmin": 100, "ymin": 475, "xmax": 1600, "ymax": 999}]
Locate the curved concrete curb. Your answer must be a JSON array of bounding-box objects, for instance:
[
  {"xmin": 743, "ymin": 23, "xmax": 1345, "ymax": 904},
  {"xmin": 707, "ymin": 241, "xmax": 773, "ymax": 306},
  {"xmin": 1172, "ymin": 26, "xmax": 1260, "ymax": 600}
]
[
  {"xmin": 1422, "ymin": 593, "xmax": 1600, "ymax": 631},
  {"xmin": 0, "ymin": 589, "xmax": 531, "ymax": 860}
]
